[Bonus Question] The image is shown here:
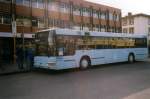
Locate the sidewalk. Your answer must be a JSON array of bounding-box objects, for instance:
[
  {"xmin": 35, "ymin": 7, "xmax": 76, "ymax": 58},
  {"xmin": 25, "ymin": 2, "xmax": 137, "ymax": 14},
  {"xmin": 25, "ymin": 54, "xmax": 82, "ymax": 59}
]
[
  {"xmin": 123, "ymin": 88, "xmax": 150, "ymax": 99},
  {"xmin": 0, "ymin": 63, "xmax": 30, "ymax": 75},
  {"xmin": 122, "ymin": 57, "xmax": 150, "ymax": 99},
  {"xmin": 145, "ymin": 58, "xmax": 150, "ymax": 62}
]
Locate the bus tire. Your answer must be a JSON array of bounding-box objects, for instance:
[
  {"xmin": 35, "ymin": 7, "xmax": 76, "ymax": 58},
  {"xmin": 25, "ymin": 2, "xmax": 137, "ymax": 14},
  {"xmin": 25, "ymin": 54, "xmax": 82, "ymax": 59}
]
[
  {"xmin": 80, "ymin": 56, "xmax": 91, "ymax": 69},
  {"xmin": 128, "ymin": 53, "xmax": 135, "ymax": 63}
]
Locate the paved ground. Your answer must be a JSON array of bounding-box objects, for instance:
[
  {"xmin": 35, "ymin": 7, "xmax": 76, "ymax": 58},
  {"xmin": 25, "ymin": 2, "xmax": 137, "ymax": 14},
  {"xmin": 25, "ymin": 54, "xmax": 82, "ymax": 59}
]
[
  {"xmin": 0, "ymin": 63, "xmax": 30, "ymax": 74},
  {"xmin": 0, "ymin": 61, "xmax": 150, "ymax": 99},
  {"xmin": 123, "ymin": 88, "xmax": 150, "ymax": 99}
]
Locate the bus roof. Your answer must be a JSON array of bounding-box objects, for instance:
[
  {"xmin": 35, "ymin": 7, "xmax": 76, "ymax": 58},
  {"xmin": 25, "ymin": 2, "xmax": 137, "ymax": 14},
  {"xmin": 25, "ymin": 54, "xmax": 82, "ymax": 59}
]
[{"xmin": 37, "ymin": 28, "xmax": 147, "ymax": 38}]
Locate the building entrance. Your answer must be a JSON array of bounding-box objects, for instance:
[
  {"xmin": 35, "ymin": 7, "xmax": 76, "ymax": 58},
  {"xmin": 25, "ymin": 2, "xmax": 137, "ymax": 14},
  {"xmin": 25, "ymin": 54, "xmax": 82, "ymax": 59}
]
[{"xmin": 0, "ymin": 37, "xmax": 13, "ymax": 64}]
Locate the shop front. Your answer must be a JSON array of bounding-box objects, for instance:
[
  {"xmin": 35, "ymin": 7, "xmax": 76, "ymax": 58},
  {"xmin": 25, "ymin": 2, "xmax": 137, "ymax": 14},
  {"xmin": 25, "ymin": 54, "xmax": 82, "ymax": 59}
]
[
  {"xmin": 0, "ymin": 37, "xmax": 13, "ymax": 64},
  {"xmin": 0, "ymin": 32, "xmax": 34, "ymax": 73}
]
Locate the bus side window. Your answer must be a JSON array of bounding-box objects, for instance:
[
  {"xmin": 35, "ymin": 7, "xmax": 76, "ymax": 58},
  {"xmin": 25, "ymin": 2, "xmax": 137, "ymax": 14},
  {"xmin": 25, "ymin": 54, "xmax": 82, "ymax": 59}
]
[
  {"xmin": 87, "ymin": 45, "xmax": 95, "ymax": 50},
  {"xmin": 96, "ymin": 45, "xmax": 103, "ymax": 49}
]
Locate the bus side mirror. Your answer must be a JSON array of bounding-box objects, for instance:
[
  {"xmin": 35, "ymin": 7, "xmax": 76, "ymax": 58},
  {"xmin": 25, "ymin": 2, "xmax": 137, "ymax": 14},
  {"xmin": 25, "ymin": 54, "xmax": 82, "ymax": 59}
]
[{"xmin": 58, "ymin": 48, "xmax": 64, "ymax": 56}]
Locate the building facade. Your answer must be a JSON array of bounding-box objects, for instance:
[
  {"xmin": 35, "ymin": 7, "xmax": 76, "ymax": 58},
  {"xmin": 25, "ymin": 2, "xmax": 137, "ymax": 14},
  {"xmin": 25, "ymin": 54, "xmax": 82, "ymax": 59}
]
[
  {"xmin": 0, "ymin": 0, "xmax": 121, "ymax": 63},
  {"xmin": 122, "ymin": 13, "xmax": 150, "ymax": 37},
  {"xmin": 0, "ymin": 0, "xmax": 121, "ymax": 34},
  {"xmin": 122, "ymin": 13, "xmax": 150, "ymax": 54}
]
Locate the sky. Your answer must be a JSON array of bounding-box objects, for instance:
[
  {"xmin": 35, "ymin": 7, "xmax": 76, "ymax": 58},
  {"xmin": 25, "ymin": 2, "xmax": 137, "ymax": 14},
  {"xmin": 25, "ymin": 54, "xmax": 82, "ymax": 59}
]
[{"xmin": 86, "ymin": 0, "xmax": 150, "ymax": 16}]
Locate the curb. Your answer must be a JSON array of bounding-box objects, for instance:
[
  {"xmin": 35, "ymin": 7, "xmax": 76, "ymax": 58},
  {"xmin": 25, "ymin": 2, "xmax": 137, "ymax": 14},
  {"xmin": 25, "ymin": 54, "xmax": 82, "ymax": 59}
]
[{"xmin": 0, "ymin": 70, "xmax": 31, "ymax": 76}]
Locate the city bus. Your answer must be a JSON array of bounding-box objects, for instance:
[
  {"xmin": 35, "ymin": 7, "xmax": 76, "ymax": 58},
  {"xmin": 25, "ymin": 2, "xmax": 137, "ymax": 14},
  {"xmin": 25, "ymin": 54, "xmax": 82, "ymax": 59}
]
[{"xmin": 34, "ymin": 28, "xmax": 148, "ymax": 70}]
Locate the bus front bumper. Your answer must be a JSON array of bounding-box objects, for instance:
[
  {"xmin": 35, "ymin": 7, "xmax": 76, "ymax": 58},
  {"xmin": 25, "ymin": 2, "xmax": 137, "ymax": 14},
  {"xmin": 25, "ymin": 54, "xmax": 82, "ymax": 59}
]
[
  {"xmin": 34, "ymin": 62, "xmax": 58, "ymax": 70},
  {"xmin": 34, "ymin": 56, "xmax": 58, "ymax": 70}
]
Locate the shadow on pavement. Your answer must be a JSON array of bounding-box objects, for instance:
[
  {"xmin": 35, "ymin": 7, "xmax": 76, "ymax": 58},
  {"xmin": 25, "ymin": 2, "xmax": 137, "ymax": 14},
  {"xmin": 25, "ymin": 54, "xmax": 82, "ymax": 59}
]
[
  {"xmin": 33, "ymin": 61, "xmax": 148, "ymax": 75},
  {"xmin": 1, "ymin": 61, "xmax": 149, "ymax": 76}
]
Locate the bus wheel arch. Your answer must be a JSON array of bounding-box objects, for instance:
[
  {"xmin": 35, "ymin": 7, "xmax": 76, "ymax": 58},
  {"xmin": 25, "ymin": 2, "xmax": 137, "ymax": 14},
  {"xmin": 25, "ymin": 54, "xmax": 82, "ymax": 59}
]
[
  {"xmin": 128, "ymin": 53, "xmax": 135, "ymax": 63},
  {"xmin": 79, "ymin": 56, "xmax": 91, "ymax": 69}
]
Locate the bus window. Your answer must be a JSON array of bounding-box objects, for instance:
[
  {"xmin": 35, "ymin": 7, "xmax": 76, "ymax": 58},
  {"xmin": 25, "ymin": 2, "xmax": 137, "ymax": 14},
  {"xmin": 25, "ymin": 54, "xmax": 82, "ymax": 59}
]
[
  {"xmin": 56, "ymin": 35, "xmax": 76, "ymax": 56},
  {"xmin": 35, "ymin": 31, "xmax": 49, "ymax": 56},
  {"xmin": 135, "ymin": 38, "xmax": 147, "ymax": 48},
  {"xmin": 87, "ymin": 45, "xmax": 95, "ymax": 49},
  {"xmin": 35, "ymin": 30, "xmax": 56, "ymax": 56}
]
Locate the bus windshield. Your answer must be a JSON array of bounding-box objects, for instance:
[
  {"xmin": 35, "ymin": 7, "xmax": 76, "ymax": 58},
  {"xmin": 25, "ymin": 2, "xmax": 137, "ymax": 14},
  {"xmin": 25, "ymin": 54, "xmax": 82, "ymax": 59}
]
[{"xmin": 35, "ymin": 30, "xmax": 56, "ymax": 56}]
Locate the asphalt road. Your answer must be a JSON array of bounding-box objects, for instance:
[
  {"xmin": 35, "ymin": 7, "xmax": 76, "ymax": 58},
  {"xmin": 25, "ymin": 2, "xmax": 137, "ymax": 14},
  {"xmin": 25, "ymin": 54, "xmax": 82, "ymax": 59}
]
[{"xmin": 0, "ymin": 61, "xmax": 150, "ymax": 99}]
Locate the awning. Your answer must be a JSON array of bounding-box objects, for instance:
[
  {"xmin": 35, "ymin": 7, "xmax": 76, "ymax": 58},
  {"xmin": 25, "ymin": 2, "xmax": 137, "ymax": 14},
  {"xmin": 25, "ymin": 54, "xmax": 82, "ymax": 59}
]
[{"xmin": 0, "ymin": 32, "xmax": 35, "ymax": 38}]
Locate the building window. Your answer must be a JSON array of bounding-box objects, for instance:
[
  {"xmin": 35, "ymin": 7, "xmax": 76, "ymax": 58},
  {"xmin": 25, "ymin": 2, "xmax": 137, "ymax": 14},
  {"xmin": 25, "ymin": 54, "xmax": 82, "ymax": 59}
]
[
  {"xmin": 16, "ymin": 16, "xmax": 31, "ymax": 27},
  {"xmin": 113, "ymin": 14, "xmax": 117, "ymax": 21},
  {"xmin": 49, "ymin": 18, "xmax": 62, "ymax": 28},
  {"xmin": 37, "ymin": 0, "xmax": 44, "ymax": 9},
  {"xmin": 83, "ymin": 24, "xmax": 89, "ymax": 31},
  {"xmin": 38, "ymin": 18, "xmax": 45, "ymax": 28},
  {"xmin": 123, "ymin": 28, "xmax": 128, "ymax": 33},
  {"xmin": 93, "ymin": 24, "xmax": 99, "ymax": 31},
  {"xmin": 93, "ymin": 10, "xmax": 98, "ymax": 19},
  {"xmin": 129, "ymin": 18, "xmax": 134, "ymax": 25},
  {"xmin": 3, "ymin": 15, "xmax": 11, "ymax": 24},
  {"xmin": 82, "ymin": 7, "xmax": 90, "ymax": 17},
  {"xmin": 129, "ymin": 27, "xmax": 134, "ymax": 34},
  {"xmin": 101, "ymin": 25, "xmax": 106, "ymax": 32},
  {"xmin": 97, "ymin": 25, "xmax": 101, "ymax": 31},
  {"xmin": 73, "ymin": 5, "xmax": 80, "ymax": 16},
  {"xmin": 48, "ymin": 2, "xmax": 58, "ymax": 11},
  {"xmin": 56, "ymin": 20, "xmax": 60, "ymax": 27},
  {"xmin": 108, "ymin": 27, "xmax": 112, "ymax": 32},
  {"xmin": 60, "ymin": 3, "xmax": 69, "ymax": 13},
  {"xmin": 32, "ymin": 18, "xmax": 38, "ymax": 27},
  {"xmin": 109, "ymin": 13, "xmax": 113, "ymax": 20},
  {"xmin": 16, "ymin": 0, "xmax": 29, "ymax": 6},
  {"xmin": 80, "ymin": 24, "xmax": 83, "ymax": 30},
  {"xmin": 0, "ymin": 15, "xmax": 12, "ymax": 24},
  {"xmin": 122, "ymin": 19, "xmax": 127, "ymax": 26},
  {"xmin": 16, "ymin": 16, "xmax": 24, "ymax": 26},
  {"xmin": 73, "ymin": 24, "xmax": 80, "ymax": 30},
  {"xmin": 32, "ymin": 0, "xmax": 37, "ymax": 8},
  {"xmin": 16, "ymin": 0, "xmax": 23, "ymax": 5},
  {"xmin": 116, "ymin": 14, "xmax": 120, "ymax": 21},
  {"xmin": 111, "ymin": 27, "xmax": 115, "ymax": 32},
  {"xmin": 115, "ymin": 27, "xmax": 120, "ymax": 33},
  {"xmin": 101, "ymin": 12, "xmax": 106, "ymax": 20},
  {"xmin": 24, "ymin": 18, "xmax": 31, "ymax": 27},
  {"xmin": 32, "ymin": 0, "xmax": 43, "ymax": 9},
  {"xmin": 24, "ymin": 0, "xmax": 30, "ymax": 6}
]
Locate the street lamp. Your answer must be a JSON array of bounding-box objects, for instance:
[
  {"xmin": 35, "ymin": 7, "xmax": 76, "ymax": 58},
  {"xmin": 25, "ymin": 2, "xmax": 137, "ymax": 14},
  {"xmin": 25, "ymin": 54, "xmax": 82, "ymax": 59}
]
[
  {"xmin": 12, "ymin": 20, "xmax": 16, "ymax": 64},
  {"xmin": 21, "ymin": 17, "xmax": 25, "ymax": 68},
  {"xmin": 11, "ymin": 0, "xmax": 17, "ymax": 64}
]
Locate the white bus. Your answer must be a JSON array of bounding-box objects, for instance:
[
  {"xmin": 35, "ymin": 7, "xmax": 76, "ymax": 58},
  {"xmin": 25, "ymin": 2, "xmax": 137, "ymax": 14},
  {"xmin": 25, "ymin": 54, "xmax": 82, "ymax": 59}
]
[{"xmin": 34, "ymin": 28, "xmax": 148, "ymax": 70}]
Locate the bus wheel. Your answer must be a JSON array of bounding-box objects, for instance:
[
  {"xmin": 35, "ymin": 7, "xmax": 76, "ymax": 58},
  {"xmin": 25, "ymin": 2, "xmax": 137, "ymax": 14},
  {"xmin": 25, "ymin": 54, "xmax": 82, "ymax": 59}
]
[
  {"xmin": 80, "ymin": 57, "xmax": 91, "ymax": 69},
  {"xmin": 128, "ymin": 54, "xmax": 135, "ymax": 63}
]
